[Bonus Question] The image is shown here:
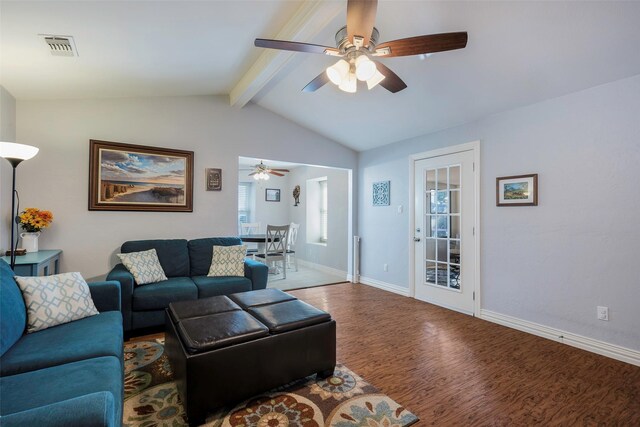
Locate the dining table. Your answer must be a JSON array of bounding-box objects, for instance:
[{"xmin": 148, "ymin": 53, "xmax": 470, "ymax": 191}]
[{"xmin": 238, "ymin": 234, "xmax": 280, "ymax": 243}]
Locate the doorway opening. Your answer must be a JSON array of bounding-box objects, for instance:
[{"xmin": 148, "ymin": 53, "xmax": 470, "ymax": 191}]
[{"xmin": 238, "ymin": 156, "xmax": 353, "ymax": 291}]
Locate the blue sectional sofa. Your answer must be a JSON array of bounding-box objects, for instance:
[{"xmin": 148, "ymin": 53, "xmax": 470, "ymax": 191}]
[
  {"xmin": 0, "ymin": 260, "xmax": 124, "ymax": 427},
  {"xmin": 107, "ymin": 237, "xmax": 269, "ymax": 332}
]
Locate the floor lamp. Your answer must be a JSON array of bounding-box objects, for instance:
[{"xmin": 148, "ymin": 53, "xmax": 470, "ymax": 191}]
[{"xmin": 0, "ymin": 142, "xmax": 39, "ymax": 269}]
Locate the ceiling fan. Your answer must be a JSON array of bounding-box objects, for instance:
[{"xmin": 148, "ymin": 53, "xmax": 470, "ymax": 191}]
[
  {"xmin": 254, "ymin": 0, "xmax": 468, "ymax": 94},
  {"xmin": 248, "ymin": 161, "xmax": 290, "ymax": 181}
]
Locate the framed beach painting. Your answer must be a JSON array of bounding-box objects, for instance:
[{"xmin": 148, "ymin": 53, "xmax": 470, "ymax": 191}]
[
  {"xmin": 89, "ymin": 140, "xmax": 194, "ymax": 212},
  {"xmin": 496, "ymin": 173, "xmax": 538, "ymax": 206}
]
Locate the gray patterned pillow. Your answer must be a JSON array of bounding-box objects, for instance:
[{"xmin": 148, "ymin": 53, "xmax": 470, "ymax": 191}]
[
  {"xmin": 208, "ymin": 245, "xmax": 247, "ymax": 277},
  {"xmin": 117, "ymin": 248, "xmax": 167, "ymax": 285},
  {"xmin": 15, "ymin": 272, "xmax": 99, "ymax": 333}
]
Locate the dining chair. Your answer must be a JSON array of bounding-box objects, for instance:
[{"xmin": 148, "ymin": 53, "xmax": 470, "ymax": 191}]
[
  {"xmin": 286, "ymin": 222, "xmax": 300, "ymax": 271},
  {"xmin": 254, "ymin": 224, "xmax": 289, "ymax": 279},
  {"xmin": 240, "ymin": 222, "xmax": 261, "ymax": 257}
]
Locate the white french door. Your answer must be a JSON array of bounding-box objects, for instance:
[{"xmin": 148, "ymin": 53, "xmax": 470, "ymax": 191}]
[{"xmin": 413, "ymin": 148, "xmax": 477, "ymax": 315}]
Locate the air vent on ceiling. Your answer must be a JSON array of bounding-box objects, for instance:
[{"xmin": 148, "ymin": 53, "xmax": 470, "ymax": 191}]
[{"xmin": 40, "ymin": 35, "xmax": 78, "ymax": 57}]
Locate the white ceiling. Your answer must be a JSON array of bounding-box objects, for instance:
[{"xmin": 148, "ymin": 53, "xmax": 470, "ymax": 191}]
[{"xmin": 2, "ymin": 1, "xmax": 640, "ymax": 151}]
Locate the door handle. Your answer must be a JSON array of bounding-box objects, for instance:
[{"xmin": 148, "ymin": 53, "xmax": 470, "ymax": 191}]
[{"xmin": 413, "ymin": 237, "xmax": 421, "ymax": 242}]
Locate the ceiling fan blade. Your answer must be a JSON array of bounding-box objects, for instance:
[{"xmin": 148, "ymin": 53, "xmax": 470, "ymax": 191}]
[
  {"xmin": 270, "ymin": 169, "xmax": 290, "ymax": 172},
  {"xmin": 347, "ymin": 0, "xmax": 378, "ymax": 47},
  {"xmin": 255, "ymin": 38, "xmax": 339, "ymax": 55},
  {"xmin": 248, "ymin": 172, "xmax": 258, "ymax": 176},
  {"xmin": 302, "ymin": 72, "xmax": 330, "ymax": 93},
  {"xmin": 372, "ymin": 61, "xmax": 407, "ymax": 93},
  {"xmin": 375, "ymin": 32, "xmax": 468, "ymax": 57},
  {"xmin": 269, "ymin": 171, "xmax": 285, "ymax": 177}
]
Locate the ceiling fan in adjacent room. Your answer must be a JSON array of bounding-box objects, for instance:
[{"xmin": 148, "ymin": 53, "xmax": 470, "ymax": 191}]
[
  {"xmin": 254, "ymin": 0, "xmax": 468, "ymax": 94},
  {"xmin": 249, "ymin": 161, "xmax": 290, "ymax": 180}
]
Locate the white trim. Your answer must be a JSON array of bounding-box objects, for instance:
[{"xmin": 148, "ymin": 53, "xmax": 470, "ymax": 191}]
[
  {"xmin": 296, "ymin": 259, "xmax": 348, "ymax": 280},
  {"xmin": 480, "ymin": 309, "xmax": 640, "ymax": 367},
  {"xmin": 359, "ymin": 276, "xmax": 410, "ymax": 297},
  {"xmin": 408, "ymin": 140, "xmax": 481, "ymax": 315}
]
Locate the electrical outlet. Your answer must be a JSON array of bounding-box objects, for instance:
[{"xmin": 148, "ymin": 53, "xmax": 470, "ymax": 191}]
[
  {"xmin": 597, "ymin": 306, "xmax": 609, "ymax": 321},
  {"xmin": 383, "ymin": 263, "xmax": 388, "ymax": 272}
]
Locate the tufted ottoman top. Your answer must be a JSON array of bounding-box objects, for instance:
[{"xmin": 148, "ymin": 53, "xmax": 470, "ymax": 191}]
[{"xmin": 169, "ymin": 290, "xmax": 331, "ymax": 354}]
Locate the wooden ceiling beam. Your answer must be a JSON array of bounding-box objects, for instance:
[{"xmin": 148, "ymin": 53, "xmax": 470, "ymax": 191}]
[{"xmin": 229, "ymin": 0, "xmax": 342, "ymax": 108}]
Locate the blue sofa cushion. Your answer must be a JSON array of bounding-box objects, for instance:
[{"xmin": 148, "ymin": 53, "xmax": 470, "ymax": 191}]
[
  {"xmin": 1, "ymin": 392, "xmax": 116, "ymax": 427},
  {"xmin": 0, "ymin": 260, "xmax": 26, "ymax": 357},
  {"xmin": 122, "ymin": 239, "xmax": 189, "ymax": 277},
  {"xmin": 0, "ymin": 311, "xmax": 123, "ymax": 376},
  {"xmin": 0, "ymin": 356, "xmax": 122, "ymax": 423},
  {"xmin": 192, "ymin": 275, "xmax": 252, "ymax": 298},
  {"xmin": 132, "ymin": 277, "xmax": 197, "ymax": 311},
  {"xmin": 188, "ymin": 237, "xmax": 243, "ymax": 276}
]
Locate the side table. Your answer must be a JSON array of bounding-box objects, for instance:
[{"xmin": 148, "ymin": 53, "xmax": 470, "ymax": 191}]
[{"xmin": 1, "ymin": 249, "xmax": 62, "ymax": 277}]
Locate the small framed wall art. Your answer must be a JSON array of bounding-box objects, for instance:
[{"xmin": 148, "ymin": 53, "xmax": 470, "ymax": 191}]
[
  {"xmin": 496, "ymin": 173, "xmax": 538, "ymax": 206},
  {"xmin": 372, "ymin": 181, "xmax": 390, "ymax": 206},
  {"xmin": 206, "ymin": 168, "xmax": 222, "ymax": 191},
  {"xmin": 265, "ymin": 188, "xmax": 281, "ymax": 202}
]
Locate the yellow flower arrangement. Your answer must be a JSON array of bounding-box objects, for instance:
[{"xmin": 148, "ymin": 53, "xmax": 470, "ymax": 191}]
[{"xmin": 19, "ymin": 208, "xmax": 54, "ymax": 233}]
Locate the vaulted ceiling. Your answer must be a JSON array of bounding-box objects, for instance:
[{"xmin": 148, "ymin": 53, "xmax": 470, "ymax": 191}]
[{"xmin": 2, "ymin": 1, "xmax": 640, "ymax": 151}]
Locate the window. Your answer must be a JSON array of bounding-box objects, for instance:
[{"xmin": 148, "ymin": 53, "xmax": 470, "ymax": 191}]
[
  {"xmin": 238, "ymin": 182, "xmax": 252, "ymax": 227},
  {"xmin": 306, "ymin": 177, "xmax": 328, "ymax": 245},
  {"xmin": 319, "ymin": 179, "xmax": 328, "ymax": 242}
]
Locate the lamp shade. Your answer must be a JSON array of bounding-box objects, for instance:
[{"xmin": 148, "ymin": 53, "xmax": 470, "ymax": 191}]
[
  {"xmin": 0, "ymin": 142, "xmax": 39, "ymax": 161},
  {"xmin": 326, "ymin": 60, "xmax": 350, "ymax": 85},
  {"xmin": 338, "ymin": 72, "xmax": 357, "ymax": 93},
  {"xmin": 355, "ymin": 55, "xmax": 376, "ymax": 81},
  {"xmin": 366, "ymin": 69, "xmax": 386, "ymax": 90}
]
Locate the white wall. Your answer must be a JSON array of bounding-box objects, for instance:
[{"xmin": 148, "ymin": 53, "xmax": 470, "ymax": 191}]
[
  {"xmin": 288, "ymin": 166, "xmax": 350, "ymax": 272},
  {"xmin": 0, "ymin": 86, "xmax": 17, "ymax": 253},
  {"xmin": 358, "ymin": 74, "xmax": 640, "ymax": 352},
  {"xmin": 239, "ymin": 172, "xmax": 290, "ymax": 232},
  {"xmin": 12, "ymin": 95, "xmax": 357, "ymax": 280}
]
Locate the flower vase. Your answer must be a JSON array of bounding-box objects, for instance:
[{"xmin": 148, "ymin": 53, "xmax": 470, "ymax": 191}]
[{"xmin": 20, "ymin": 232, "xmax": 40, "ymax": 253}]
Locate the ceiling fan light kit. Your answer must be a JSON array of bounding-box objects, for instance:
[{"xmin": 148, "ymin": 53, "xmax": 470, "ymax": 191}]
[
  {"xmin": 249, "ymin": 161, "xmax": 290, "ymax": 180},
  {"xmin": 254, "ymin": 172, "xmax": 270, "ymax": 181},
  {"xmin": 254, "ymin": 0, "xmax": 468, "ymax": 95}
]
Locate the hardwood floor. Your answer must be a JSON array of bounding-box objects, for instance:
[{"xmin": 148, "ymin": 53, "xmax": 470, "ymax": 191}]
[
  {"xmin": 130, "ymin": 283, "xmax": 640, "ymax": 425},
  {"xmin": 290, "ymin": 283, "xmax": 640, "ymax": 426}
]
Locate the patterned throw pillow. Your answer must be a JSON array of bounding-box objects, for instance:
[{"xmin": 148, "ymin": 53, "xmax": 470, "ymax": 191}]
[
  {"xmin": 117, "ymin": 248, "xmax": 167, "ymax": 285},
  {"xmin": 208, "ymin": 245, "xmax": 247, "ymax": 277},
  {"xmin": 15, "ymin": 272, "xmax": 99, "ymax": 333}
]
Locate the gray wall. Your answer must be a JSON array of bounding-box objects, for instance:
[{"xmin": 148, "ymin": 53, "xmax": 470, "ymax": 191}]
[
  {"xmin": 12, "ymin": 95, "xmax": 357, "ymax": 279},
  {"xmin": 358, "ymin": 74, "xmax": 640, "ymax": 351},
  {"xmin": 287, "ymin": 165, "xmax": 350, "ymax": 272},
  {"xmin": 0, "ymin": 86, "xmax": 17, "ymax": 253}
]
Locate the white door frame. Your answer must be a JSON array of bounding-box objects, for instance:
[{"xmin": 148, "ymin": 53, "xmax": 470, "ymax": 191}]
[{"xmin": 408, "ymin": 140, "xmax": 481, "ymax": 316}]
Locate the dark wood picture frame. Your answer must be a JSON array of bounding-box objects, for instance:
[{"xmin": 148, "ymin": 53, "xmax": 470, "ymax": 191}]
[
  {"xmin": 265, "ymin": 188, "xmax": 281, "ymax": 202},
  {"xmin": 205, "ymin": 168, "xmax": 222, "ymax": 191},
  {"xmin": 496, "ymin": 173, "xmax": 538, "ymax": 206},
  {"xmin": 89, "ymin": 139, "xmax": 194, "ymax": 212}
]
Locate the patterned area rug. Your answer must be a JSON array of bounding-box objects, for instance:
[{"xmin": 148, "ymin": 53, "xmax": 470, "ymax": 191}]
[{"xmin": 123, "ymin": 339, "xmax": 418, "ymax": 427}]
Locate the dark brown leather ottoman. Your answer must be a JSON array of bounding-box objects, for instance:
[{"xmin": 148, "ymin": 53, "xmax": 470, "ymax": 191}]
[{"xmin": 165, "ymin": 289, "xmax": 336, "ymax": 425}]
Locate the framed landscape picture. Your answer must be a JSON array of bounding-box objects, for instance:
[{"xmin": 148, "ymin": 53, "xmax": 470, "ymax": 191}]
[
  {"xmin": 496, "ymin": 173, "xmax": 538, "ymax": 206},
  {"xmin": 265, "ymin": 188, "xmax": 281, "ymax": 202},
  {"xmin": 89, "ymin": 140, "xmax": 194, "ymax": 212}
]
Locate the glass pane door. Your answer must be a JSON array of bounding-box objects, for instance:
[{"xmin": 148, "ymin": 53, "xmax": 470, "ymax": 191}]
[{"xmin": 424, "ymin": 165, "xmax": 461, "ymax": 290}]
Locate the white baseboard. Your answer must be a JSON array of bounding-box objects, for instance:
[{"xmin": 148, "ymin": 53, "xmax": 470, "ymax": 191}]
[
  {"xmin": 296, "ymin": 259, "xmax": 348, "ymax": 281},
  {"xmin": 359, "ymin": 276, "xmax": 409, "ymax": 297},
  {"xmin": 480, "ymin": 309, "xmax": 640, "ymax": 367}
]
